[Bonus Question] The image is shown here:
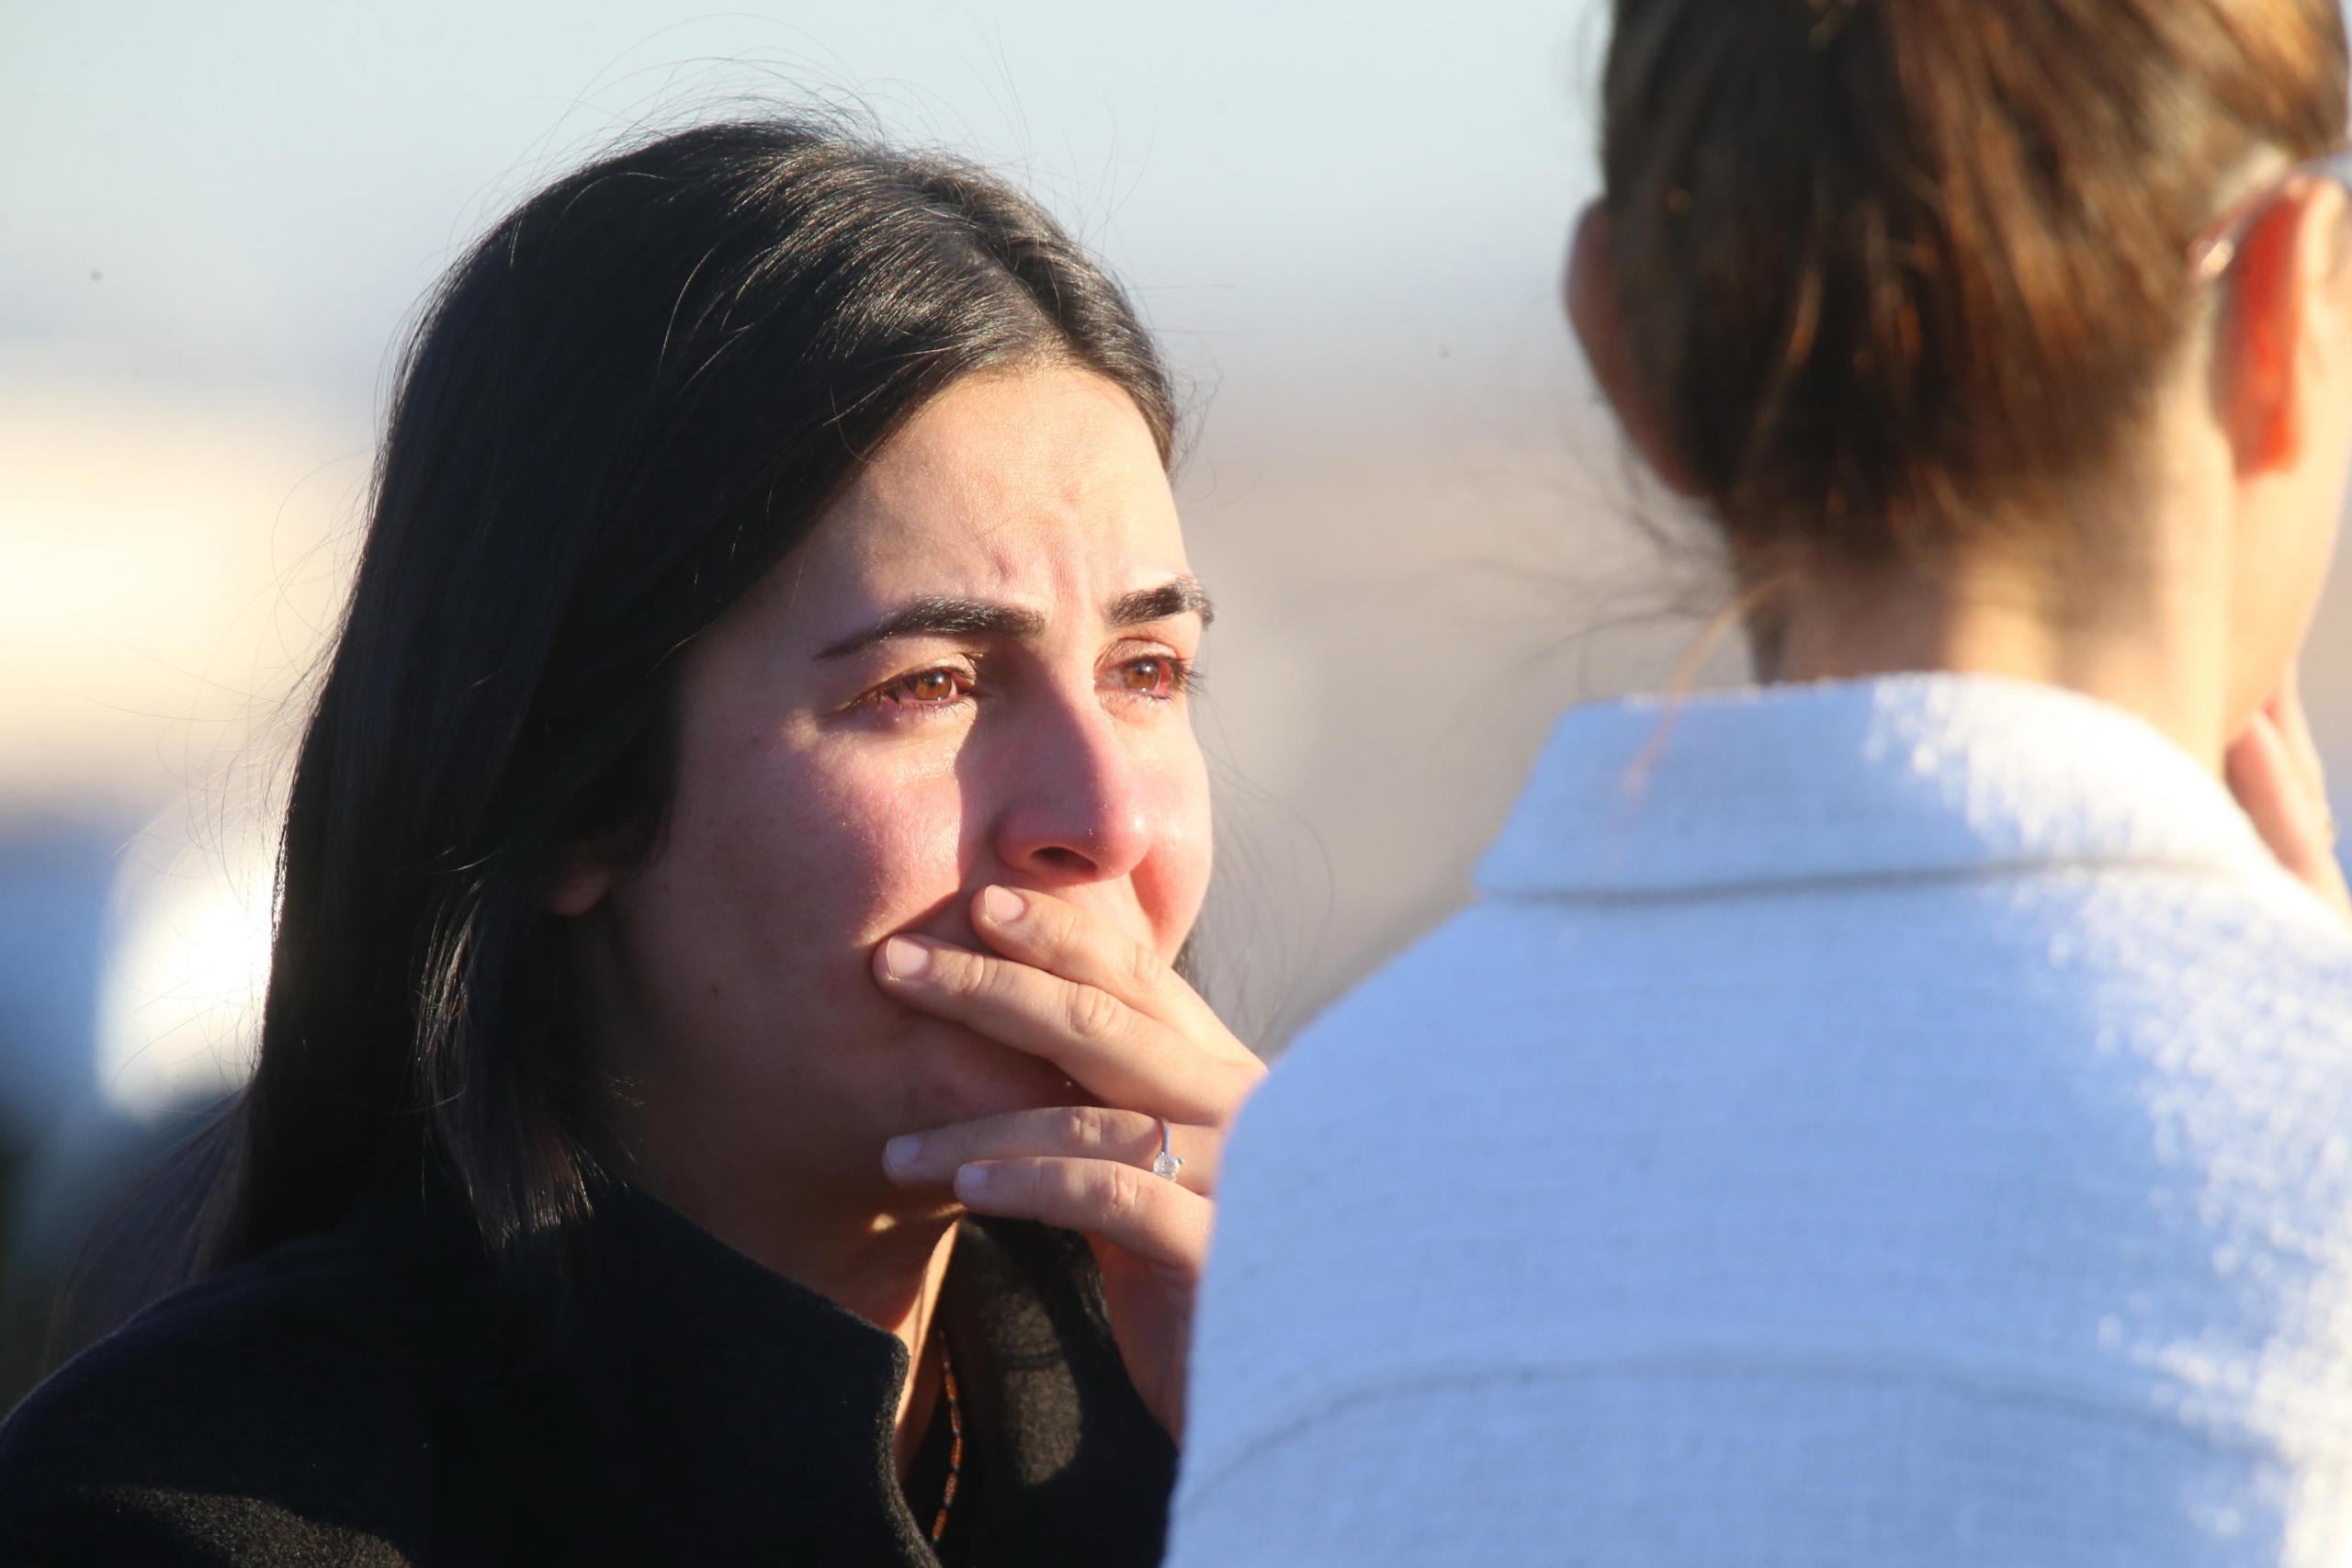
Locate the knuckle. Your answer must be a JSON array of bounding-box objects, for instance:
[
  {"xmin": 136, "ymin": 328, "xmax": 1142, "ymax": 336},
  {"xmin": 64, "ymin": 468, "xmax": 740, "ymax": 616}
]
[
  {"xmin": 929, "ymin": 946, "xmax": 986, "ymax": 995},
  {"xmin": 1054, "ymin": 1104, "xmax": 1108, "ymax": 1152},
  {"xmin": 969, "ymin": 955, "xmax": 1028, "ymax": 1004},
  {"xmin": 1041, "ymin": 898, "xmax": 1088, "ymax": 952},
  {"xmin": 1062, "ymin": 984, "xmax": 1126, "ymax": 1044},
  {"xmin": 1122, "ymin": 941, "xmax": 1169, "ymax": 997},
  {"xmin": 1101, "ymin": 1162, "xmax": 1149, "ymax": 1223}
]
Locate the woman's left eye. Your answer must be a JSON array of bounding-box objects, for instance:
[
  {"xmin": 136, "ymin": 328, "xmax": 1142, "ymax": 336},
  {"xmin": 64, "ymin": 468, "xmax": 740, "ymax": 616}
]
[{"xmin": 1110, "ymin": 656, "xmax": 1186, "ymax": 698}]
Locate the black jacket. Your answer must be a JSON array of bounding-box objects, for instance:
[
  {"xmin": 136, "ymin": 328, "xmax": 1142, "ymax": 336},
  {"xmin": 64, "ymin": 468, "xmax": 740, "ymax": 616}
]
[{"xmin": 0, "ymin": 1186, "xmax": 1175, "ymax": 1565}]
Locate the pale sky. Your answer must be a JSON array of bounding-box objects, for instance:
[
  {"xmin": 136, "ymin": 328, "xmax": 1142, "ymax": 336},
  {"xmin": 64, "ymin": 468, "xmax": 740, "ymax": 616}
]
[{"xmin": 0, "ymin": 2, "xmax": 1603, "ymax": 407}]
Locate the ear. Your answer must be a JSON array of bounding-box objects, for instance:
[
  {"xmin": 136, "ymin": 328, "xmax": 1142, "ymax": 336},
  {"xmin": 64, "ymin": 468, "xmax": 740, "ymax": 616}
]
[
  {"xmin": 1566, "ymin": 202, "xmax": 1703, "ymax": 497},
  {"xmin": 541, "ymin": 845, "xmax": 616, "ymax": 919},
  {"xmin": 2216, "ymin": 183, "xmax": 2338, "ymax": 477}
]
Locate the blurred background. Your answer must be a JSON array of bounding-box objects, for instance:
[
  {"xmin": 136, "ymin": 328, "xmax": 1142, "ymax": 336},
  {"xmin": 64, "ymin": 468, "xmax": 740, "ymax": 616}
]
[{"xmin": 6, "ymin": 0, "xmax": 2349, "ymax": 1413}]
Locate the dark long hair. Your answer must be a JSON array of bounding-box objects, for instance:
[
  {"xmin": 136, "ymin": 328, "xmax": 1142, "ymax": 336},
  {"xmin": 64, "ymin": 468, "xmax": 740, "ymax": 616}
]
[{"xmin": 71, "ymin": 118, "xmax": 1174, "ymax": 1337}]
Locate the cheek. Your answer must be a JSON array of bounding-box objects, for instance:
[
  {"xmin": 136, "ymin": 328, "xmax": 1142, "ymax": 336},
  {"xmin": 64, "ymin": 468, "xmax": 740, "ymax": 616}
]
[
  {"xmin": 628, "ymin": 724, "xmax": 972, "ymax": 1022},
  {"xmin": 1136, "ymin": 734, "xmax": 1215, "ymax": 958},
  {"xmin": 2257, "ymin": 493, "xmax": 2340, "ymax": 642},
  {"xmin": 694, "ymin": 725, "xmax": 972, "ymax": 957},
  {"xmin": 797, "ymin": 744, "xmax": 972, "ymax": 941}
]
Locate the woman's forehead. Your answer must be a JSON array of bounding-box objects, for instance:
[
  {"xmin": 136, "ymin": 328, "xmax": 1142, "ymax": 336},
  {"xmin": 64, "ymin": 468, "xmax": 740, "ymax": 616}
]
[
  {"xmin": 846, "ymin": 370, "xmax": 1174, "ymax": 536},
  {"xmin": 797, "ymin": 368, "xmax": 1189, "ymax": 616}
]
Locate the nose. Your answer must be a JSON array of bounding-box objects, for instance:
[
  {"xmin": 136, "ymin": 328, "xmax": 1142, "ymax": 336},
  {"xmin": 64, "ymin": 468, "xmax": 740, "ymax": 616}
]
[{"xmin": 985, "ymin": 694, "xmax": 1158, "ymax": 886}]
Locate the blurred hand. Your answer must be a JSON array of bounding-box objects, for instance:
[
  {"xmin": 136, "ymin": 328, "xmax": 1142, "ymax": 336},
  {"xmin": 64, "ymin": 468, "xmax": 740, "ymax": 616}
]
[
  {"xmin": 2225, "ymin": 665, "xmax": 2352, "ymax": 922},
  {"xmin": 873, "ymin": 887, "xmax": 1265, "ymax": 1438}
]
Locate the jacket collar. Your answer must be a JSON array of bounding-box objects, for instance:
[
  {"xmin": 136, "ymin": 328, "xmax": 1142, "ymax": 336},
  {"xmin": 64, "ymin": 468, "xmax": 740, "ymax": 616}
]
[{"xmin": 1477, "ymin": 673, "xmax": 2272, "ymax": 899}]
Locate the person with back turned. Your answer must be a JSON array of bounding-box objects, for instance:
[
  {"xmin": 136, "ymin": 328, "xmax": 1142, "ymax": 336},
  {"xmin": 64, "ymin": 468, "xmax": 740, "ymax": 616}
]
[{"xmin": 1170, "ymin": 1, "xmax": 2352, "ymax": 1562}]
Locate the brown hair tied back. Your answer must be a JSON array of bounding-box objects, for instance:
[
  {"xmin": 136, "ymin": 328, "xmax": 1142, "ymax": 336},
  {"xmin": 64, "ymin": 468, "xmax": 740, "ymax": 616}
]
[{"xmin": 1600, "ymin": 0, "xmax": 2348, "ymax": 575}]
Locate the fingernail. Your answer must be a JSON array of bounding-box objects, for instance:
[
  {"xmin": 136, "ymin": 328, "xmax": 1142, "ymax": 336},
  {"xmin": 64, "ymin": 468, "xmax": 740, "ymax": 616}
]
[
  {"xmin": 881, "ymin": 935, "xmax": 933, "ymax": 981},
  {"xmin": 979, "ymin": 885, "xmax": 1025, "ymax": 925},
  {"xmin": 884, "ymin": 1134, "xmax": 922, "ymax": 1172},
  {"xmin": 955, "ymin": 1163, "xmax": 991, "ymax": 1197}
]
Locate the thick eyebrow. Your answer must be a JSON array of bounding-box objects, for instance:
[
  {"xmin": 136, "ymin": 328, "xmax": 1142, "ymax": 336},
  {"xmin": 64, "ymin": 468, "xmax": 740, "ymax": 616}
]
[
  {"xmin": 816, "ymin": 576, "xmax": 1214, "ymax": 660},
  {"xmin": 818, "ymin": 597, "xmax": 1047, "ymax": 660},
  {"xmin": 1109, "ymin": 576, "xmax": 1216, "ymax": 629}
]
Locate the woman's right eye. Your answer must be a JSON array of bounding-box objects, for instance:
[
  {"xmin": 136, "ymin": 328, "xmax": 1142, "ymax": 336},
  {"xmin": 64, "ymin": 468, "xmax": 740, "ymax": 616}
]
[{"xmin": 874, "ymin": 668, "xmax": 973, "ymax": 708}]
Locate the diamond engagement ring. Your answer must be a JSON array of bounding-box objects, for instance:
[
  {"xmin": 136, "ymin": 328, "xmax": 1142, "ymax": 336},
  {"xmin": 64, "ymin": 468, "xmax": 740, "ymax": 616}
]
[{"xmin": 1151, "ymin": 1118, "xmax": 1184, "ymax": 1181}]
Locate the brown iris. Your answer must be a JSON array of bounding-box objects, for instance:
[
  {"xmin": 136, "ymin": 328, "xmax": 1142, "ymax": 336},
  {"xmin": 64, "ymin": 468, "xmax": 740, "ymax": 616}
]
[{"xmin": 1118, "ymin": 659, "xmax": 1171, "ymax": 695}]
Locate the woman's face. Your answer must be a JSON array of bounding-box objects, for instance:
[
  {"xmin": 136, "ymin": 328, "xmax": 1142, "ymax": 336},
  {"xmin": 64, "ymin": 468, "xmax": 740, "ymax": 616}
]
[{"xmin": 566, "ymin": 366, "xmax": 1212, "ymax": 1211}]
